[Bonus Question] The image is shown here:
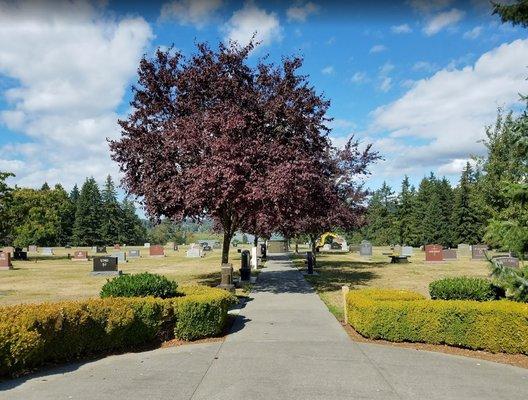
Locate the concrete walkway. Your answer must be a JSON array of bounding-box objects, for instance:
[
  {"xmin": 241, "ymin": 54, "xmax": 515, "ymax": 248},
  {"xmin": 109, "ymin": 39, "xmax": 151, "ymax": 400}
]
[{"xmin": 2, "ymin": 254, "xmax": 528, "ymax": 399}]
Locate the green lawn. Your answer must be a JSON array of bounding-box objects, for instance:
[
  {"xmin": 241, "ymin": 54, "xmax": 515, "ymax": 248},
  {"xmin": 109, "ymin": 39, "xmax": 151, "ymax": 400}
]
[
  {"xmin": 0, "ymin": 244, "xmax": 250, "ymax": 305},
  {"xmin": 293, "ymin": 245, "xmax": 492, "ymax": 321}
]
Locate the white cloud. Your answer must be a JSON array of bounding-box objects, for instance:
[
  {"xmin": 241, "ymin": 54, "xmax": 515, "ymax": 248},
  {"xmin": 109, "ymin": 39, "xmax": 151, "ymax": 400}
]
[
  {"xmin": 223, "ymin": 1, "xmax": 282, "ymax": 48},
  {"xmin": 391, "ymin": 24, "xmax": 412, "ymax": 34},
  {"xmin": 463, "ymin": 26, "xmax": 483, "ymax": 40},
  {"xmin": 437, "ymin": 158, "xmax": 475, "ymax": 175},
  {"xmin": 408, "ymin": 0, "xmax": 453, "ymax": 13},
  {"xmin": 369, "ymin": 44, "xmax": 387, "ymax": 54},
  {"xmin": 0, "ymin": 0, "xmax": 153, "ymax": 189},
  {"xmin": 160, "ymin": 0, "xmax": 223, "ymax": 28},
  {"xmin": 321, "ymin": 65, "xmax": 334, "ymax": 75},
  {"xmin": 379, "ymin": 77, "xmax": 392, "ymax": 92},
  {"xmin": 286, "ymin": 1, "xmax": 319, "ymax": 22},
  {"xmin": 423, "ymin": 8, "xmax": 465, "ymax": 36},
  {"xmin": 350, "ymin": 71, "xmax": 368, "ymax": 84},
  {"xmin": 371, "ymin": 39, "xmax": 528, "ymax": 174},
  {"xmin": 412, "ymin": 60, "xmax": 437, "ymax": 72}
]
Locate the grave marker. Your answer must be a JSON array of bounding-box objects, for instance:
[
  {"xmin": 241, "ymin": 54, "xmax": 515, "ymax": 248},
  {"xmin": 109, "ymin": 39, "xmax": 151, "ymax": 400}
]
[
  {"xmin": 401, "ymin": 246, "xmax": 413, "ymax": 257},
  {"xmin": 13, "ymin": 249, "xmax": 28, "ymax": 261},
  {"xmin": 28, "ymin": 245, "xmax": 38, "ymax": 252},
  {"xmin": 144, "ymin": 242, "xmax": 150, "ymax": 248},
  {"xmin": 457, "ymin": 244, "xmax": 471, "ymax": 259},
  {"xmin": 128, "ymin": 249, "xmax": 140, "ymax": 258},
  {"xmin": 393, "ymin": 245, "xmax": 402, "ymax": 255},
  {"xmin": 443, "ymin": 249, "xmax": 457, "ymax": 261},
  {"xmin": 186, "ymin": 243, "xmax": 203, "ymax": 258},
  {"xmin": 72, "ymin": 251, "xmax": 88, "ymax": 261},
  {"xmin": 114, "ymin": 244, "xmax": 121, "ymax": 250},
  {"xmin": 2, "ymin": 247, "xmax": 14, "ymax": 256},
  {"xmin": 359, "ymin": 241, "xmax": 372, "ymax": 256},
  {"xmin": 425, "ymin": 244, "xmax": 443, "ymax": 262},
  {"xmin": 41, "ymin": 247, "xmax": 54, "ymax": 256},
  {"xmin": 472, "ymin": 244, "xmax": 488, "ymax": 260},
  {"xmin": 494, "ymin": 256, "xmax": 519, "ymax": 269},
  {"xmin": 0, "ymin": 252, "xmax": 12, "ymax": 269},
  {"xmin": 96, "ymin": 246, "xmax": 107, "ymax": 253},
  {"xmin": 111, "ymin": 251, "xmax": 127, "ymax": 263},
  {"xmin": 91, "ymin": 256, "xmax": 121, "ymax": 275},
  {"xmin": 149, "ymin": 245, "xmax": 165, "ymax": 257}
]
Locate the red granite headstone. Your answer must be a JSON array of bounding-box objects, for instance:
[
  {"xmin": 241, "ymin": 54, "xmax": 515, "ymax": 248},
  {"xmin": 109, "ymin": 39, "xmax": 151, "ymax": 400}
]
[
  {"xmin": 2, "ymin": 247, "xmax": 14, "ymax": 257},
  {"xmin": 114, "ymin": 244, "xmax": 121, "ymax": 250},
  {"xmin": 425, "ymin": 244, "xmax": 443, "ymax": 262},
  {"xmin": 72, "ymin": 250, "xmax": 88, "ymax": 261},
  {"xmin": 0, "ymin": 252, "xmax": 12, "ymax": 269},
  {"xmin": 149, "ymin": 245, "xmax": 165, "ymax": 257}
]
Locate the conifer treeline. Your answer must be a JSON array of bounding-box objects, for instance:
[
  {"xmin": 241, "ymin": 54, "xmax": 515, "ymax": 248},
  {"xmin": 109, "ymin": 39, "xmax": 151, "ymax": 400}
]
[
  {"xmin": 0, "ymin": 175, "xmax": 146, "ymax": 247},
  {"xmin": 360, "ymin": 110, "xmax": 527, "ymax": 252}
]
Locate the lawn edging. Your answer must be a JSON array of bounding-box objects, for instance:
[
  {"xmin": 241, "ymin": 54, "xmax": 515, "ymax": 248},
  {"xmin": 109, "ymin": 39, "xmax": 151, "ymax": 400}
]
[
  {"xmin": 0, "ymin": 285, "xmax": 237, "ymax": 378},
  {"xmin": 346, "ymin": 288, "xmax": 528, "ymax": 355}
]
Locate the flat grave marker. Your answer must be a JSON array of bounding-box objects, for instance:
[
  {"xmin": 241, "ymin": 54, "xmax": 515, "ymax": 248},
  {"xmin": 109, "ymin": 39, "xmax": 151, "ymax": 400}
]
[
  {"xmin": 425, "ymin": 244, "xmax": 443, "ymax": 262},
  {"xmin": 91, "ymin": 256, "xmax": 121, "ymax": 275},
  {"xmin": 0, "ymin": 252, "xmax": 12, "ymax": 270},
  {"xmin": 72, "ymin": 250, "xmax": 88, "ymax": 261},
  {"xmin": 472, "ymin": 244, "xmax": 488, "ymax": 260},
  {"xmin": 149, "ymin": 245, "xmax": 165, "ymax": 257}
]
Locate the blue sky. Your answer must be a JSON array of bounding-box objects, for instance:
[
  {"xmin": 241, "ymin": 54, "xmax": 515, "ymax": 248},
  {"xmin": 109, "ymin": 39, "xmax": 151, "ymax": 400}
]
[{"xmin": 0, "ymin": 0, "xmax": 527, "ymax": 196}]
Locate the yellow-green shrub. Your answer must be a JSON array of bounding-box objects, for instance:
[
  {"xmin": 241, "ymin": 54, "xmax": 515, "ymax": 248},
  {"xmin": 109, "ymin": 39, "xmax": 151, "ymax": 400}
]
[
  {"xmin": 347, "ymin": 288, "xmax": 528, "ymax": 354},
  {"xmin": 0, "ymin": 286, "xmax": 237, "ymax": 377}
]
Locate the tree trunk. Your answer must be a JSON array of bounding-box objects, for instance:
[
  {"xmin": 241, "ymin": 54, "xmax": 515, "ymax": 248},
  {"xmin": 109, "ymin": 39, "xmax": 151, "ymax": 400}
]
[
  {"xmin": 253, "ymin": 235, "xmax": 258, "ymax": 247},
  {"xmin": 221, "ymin": 231, "xmax": 234, "ymax": 264}
]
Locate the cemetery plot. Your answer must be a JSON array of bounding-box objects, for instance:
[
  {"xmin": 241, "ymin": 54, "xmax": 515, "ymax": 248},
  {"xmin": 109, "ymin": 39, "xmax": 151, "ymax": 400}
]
[
  {"xmin": 41, "ymin": 247, "xmax": 54, "ymax": 256},
  {"xmin": 457, "ymin": 244, "xmax": 471, "ymax": 259},
  {"xmin": 186, "ymin": 243, "xmax": 204, "ymax": 258},
  {"xmin": 472, "ymin": 244, "xmax": 488, "ymax": 260},
  {"xmin": 149, "ymin": 245, "xmax": 165, "ymax": 257},
  {"xmin": 0, "ymin": 252, "xmax": 12, "ymax": 270},
  {"xmin": 111, "ymin": 251, "xmax": 127, "ymax": 263},
  {"xmin": 360, "ymin": 241, "xmax": 372, "ymax": 256},
  {"xmin": 128, "ymin": 249, "xmax": 141, "ymax": 258},
  {"xmin": 443, "ymin": 249, "xmax": 457, "ymax": 261}
]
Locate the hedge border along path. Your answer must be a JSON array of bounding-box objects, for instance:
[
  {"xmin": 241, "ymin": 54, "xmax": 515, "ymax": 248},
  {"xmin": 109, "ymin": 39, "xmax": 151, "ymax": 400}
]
[
  {"xmin": 0, "ymin": 285, "xmax": 237, "ymax": 378},
  {"xmin": 346, "ymin": 288, "xmax": 528, "ymax": 355}
]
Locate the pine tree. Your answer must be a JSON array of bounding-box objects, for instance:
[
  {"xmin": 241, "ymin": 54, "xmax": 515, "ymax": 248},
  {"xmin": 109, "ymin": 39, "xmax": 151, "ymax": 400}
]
[
  {"xmin": 70, "ymin": 184, "xmax": 80, "ymax": 204},
  {"xmin": 53, "ymin": 184, "xmax": 75, "ymax": 245},
  {"xmin": 452, "ymin": 162, "xmax": 483, "ymax": 245},
  {"xmin": 436, "ymin": 177, "xmax": 455, "ymax": 247},
  {"xmin": 73, "ymin": 177, "xmax": 103, "ymax": 246},
  {"xmin": 397, "ymin": 176, "xmax": 417, "ymax": 245},
  {"xmin": 100, "ymin": 175, "xmax": 123, "ymax": 245},
  {"xmin": 365, "ymin": 182, "xmax": 398, "ymax": 245},
  {"xmin": 120, "ymin": 199, "xmax": 146, "ymax": 245}
]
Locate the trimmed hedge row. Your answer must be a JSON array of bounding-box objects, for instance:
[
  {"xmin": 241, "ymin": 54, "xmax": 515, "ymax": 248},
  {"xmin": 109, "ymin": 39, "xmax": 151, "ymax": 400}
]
[
  {"xmin": 0, "ymin": 286, "xmax": 236, "ymax": 377},
  {"xmin": 347, "ymin": 288, "xmax": 528, "ymax": 354},
  {"xmin": 429, "ymin": 276, "xmax": 503, "ymax": 301}
]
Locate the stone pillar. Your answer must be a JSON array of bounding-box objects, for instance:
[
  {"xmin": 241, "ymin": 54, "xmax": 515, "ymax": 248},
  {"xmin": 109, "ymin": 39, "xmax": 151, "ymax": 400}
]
[
  {"xmin": 251, "ymin": 246, "xmax": 258, "ymax": 270},
  {"xmin": 217, "ymin": 263, "xmax": 235, "ymax": 292}
]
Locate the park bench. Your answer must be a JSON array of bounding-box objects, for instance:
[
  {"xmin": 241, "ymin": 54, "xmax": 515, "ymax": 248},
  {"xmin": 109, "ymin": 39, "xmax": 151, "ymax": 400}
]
[{"xmin": 383, "ymin": 252, "xmax": 410, "ymax": 263}]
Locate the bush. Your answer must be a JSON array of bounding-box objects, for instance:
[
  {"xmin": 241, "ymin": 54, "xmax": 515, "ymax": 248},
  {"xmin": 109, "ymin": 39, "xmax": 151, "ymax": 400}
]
[
  {"xmin": 429, "ymin": 276, "xmax": 503, "ymax": 301},
  {"xmin": 347, "ymin": 288, "xmax": 528, "ymax": 354},
  {"xmin": 100, "ymin": 273, "xmax": 179, "ymax": 299},
  {"xmin": 0, "ymin": 286, "xmax": 237, "ymax": 377}
]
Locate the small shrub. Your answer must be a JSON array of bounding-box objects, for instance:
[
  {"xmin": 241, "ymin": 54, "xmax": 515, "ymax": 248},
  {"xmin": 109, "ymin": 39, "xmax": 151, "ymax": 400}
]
[
  {"xmin": 429, "ymin": 277, "xmax": 502, "ymax": 301},
  {"xmin": 100, "ymin": 273, "xmax": 179, "ymax": 299}
]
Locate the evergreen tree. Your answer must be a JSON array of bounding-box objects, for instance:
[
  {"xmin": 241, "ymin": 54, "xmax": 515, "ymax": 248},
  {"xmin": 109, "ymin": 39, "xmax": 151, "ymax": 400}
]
[
  {"xmin": 452, "ymin": 162, "xmax": 484, "ymax": 245},
  {"xmin": 40, "ymin": 182, "xmax": 50, "ymax": 191},
  {"xmin": 70, "ymin": 184, "xmax": 80, "ymax": 204},
  {"xmin": 493, "ymin": 0, "xmax": 528, "ymax": 28},
  {"xmin": 73, "ymin": 177, "xmax": 103, "ymax": 246},
  {"xmin": 100, "ymin": 175, "xmax": 122, "ymax": 245},
  {"xmin": 0, "ymin": 172, "xmax": 14, "ymax": 245},
  {"xmin": 53, "ymin": 184, "xmax": 75, "ymax": 245},
  {"xmin": 396, "ymin": 176, "xmax": 417, "ymax": 245},
  {"xmin": 437, "ymin": 177, "xmax": 455, "ymax": 247},
  {"xmin": 365, "ymin": 182, "xmax": 398, "ymax": 245},
  {"xmin": 120, "ymin": 199, "xmax": 147, "ymax": 245}
]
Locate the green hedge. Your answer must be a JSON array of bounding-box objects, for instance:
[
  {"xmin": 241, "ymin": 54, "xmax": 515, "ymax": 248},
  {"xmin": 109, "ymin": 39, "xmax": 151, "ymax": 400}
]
[
  {"xmin": 100, "ymin": 272, "xmax": 179, "ymax": 299},
  {"xmin": 347, "ymin": 288, "xmax": 528, "ymax": 354},
  {"xmin": 0, "ymin": 286, "xmax": 236, "ymax": 377},
  {"xmin": 429, "ymin": 276, "xmax": 503, "ymax": 301}
]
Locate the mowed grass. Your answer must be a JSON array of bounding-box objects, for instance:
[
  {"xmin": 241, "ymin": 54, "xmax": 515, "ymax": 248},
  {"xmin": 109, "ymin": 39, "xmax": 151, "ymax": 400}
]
[
  {"xmin": 292, "ymin": 245, "xmax": 492, "ymax": 321},
  {"xmin": 0, "ymin": 244, "xmax": 250, "ymax": 305}
]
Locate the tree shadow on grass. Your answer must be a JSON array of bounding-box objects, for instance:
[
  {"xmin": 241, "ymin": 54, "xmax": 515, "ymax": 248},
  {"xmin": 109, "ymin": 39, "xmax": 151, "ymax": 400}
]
[
  {"xmin": 316, "ymin": 260, "xmax": 389, "ymax": 270},
  {"xmin": 306, "ymin": 268, "xmax": 379, "ymax": 292}
]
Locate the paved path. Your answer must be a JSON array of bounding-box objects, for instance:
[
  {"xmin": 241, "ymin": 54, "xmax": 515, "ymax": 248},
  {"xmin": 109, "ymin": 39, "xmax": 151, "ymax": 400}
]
[{"xmin": 2, "ymin": 254, "xmax": 528, "ymax": 399}]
